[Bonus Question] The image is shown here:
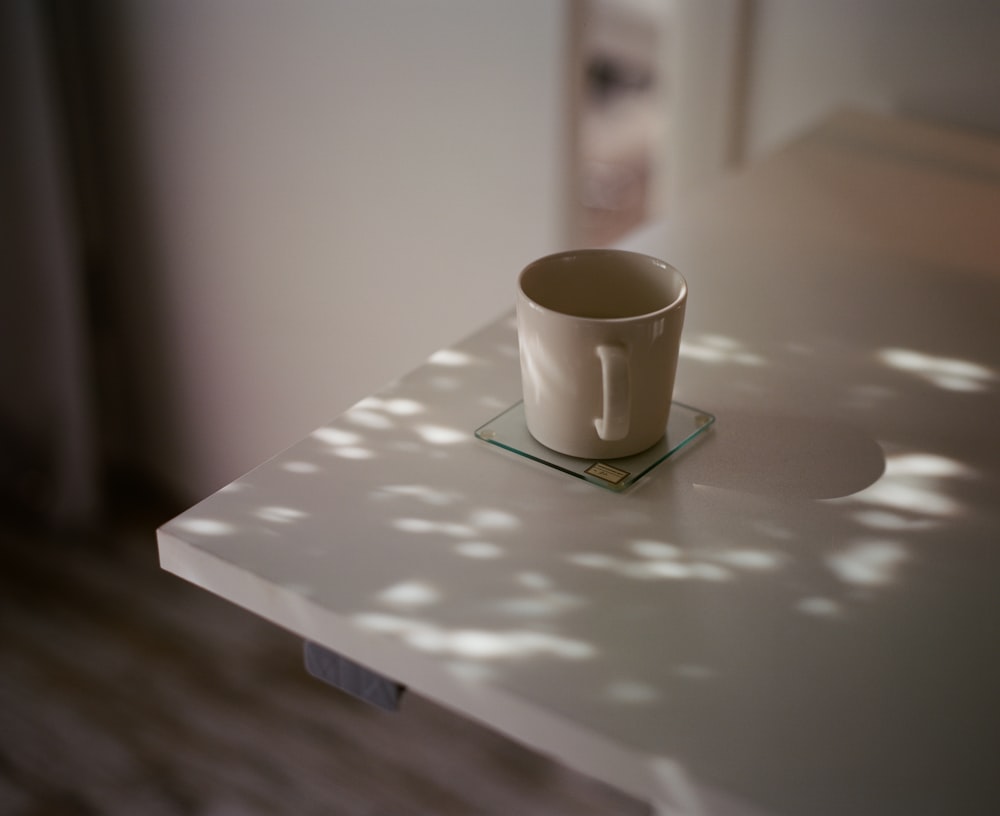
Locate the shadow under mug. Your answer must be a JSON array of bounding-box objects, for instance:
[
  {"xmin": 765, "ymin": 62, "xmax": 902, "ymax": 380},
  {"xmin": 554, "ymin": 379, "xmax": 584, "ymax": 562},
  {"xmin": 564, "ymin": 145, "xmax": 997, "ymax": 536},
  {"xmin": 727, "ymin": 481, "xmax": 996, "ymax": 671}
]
[{"xmin": 516, "ymin": 249, "xmax": 687, "ymax": 460}]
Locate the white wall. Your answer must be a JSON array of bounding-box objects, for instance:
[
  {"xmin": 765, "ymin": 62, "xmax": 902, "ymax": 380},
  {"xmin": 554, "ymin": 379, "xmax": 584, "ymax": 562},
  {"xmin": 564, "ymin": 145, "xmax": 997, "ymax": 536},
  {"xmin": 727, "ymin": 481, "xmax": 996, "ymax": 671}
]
[
  {"xmin": 103, "ymin": 1, "xmax": 570, "ymax": 500},
  {"xmin": 743, "ymin": 0, "xmax": 1000, "ymax": 159},
  {"xmin": 665, "ymin": 0, "xmax": 1000, "ymax": 203}
]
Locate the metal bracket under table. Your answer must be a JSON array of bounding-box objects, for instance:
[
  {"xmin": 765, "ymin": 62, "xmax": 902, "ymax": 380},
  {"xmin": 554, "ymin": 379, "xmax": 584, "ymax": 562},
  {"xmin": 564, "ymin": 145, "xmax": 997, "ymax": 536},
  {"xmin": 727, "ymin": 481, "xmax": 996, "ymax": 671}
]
[{"xmin": 303, "ymin": 641, "xmax": 406, "ymax": 712}]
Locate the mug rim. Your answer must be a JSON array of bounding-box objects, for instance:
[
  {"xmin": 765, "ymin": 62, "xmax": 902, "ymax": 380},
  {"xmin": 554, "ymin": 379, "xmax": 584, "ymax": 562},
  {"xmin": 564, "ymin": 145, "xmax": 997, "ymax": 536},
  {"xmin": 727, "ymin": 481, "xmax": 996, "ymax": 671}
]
[{"xmin": 518, "ymin": 248, "xmax": 687, "ymax": 323}]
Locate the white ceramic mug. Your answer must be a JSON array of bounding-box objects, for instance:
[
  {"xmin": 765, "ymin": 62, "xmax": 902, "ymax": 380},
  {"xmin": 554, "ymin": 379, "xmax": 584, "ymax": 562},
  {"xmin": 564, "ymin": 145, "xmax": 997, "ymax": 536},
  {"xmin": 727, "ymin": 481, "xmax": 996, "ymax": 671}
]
[{"xmin": 517, "ymin": 249, "xmax": 687, "ymax": 459}]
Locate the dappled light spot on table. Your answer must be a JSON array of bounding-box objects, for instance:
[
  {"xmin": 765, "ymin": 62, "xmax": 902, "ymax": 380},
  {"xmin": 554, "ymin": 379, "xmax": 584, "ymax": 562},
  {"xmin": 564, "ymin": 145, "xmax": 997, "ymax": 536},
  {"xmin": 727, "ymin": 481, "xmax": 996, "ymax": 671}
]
[
  {"xmin": 312, "ymin": 427, "xmax": 362, "ymax": 447},
  {"xmin": 311, "ymin": 425, "xmax": 376, "ymax": 460},
  {"xmin": 834, "ymin": 450, "xmax": 972, "ymax": 521},
  {"xmin": 331, "ymin": 446, "xmax": 375, "ymax": 460},
  {"xmin": 393, "ymin": 518, "xmax": 476, "ymax": 538},
  {"xmin": 680, "ymin": 334, "xmax": 766, "ymax": 366},
  {"xmin": 377, "ymin": 580, "xmax": 441, "ymax": 608},
  {"xmin": 344, "ymin": 409, "xmax": 395, "ymax": 430},
  {"xmin": 354, "ymin": 396, "xmax": 426, "ymax": 417},
  {"xmin": 373, "ymin": 484, "xmax": 461, "ymax": 506},
  {"xmin": 173, "ymin": 518, "xmax": 237, "ymax": 536},
  {"xmin": 468, "ymin": 508, "xmax": 520, "ymax": 531},
  {"xmin": 622, "ymin": 561, "xmax": 711, "ymax": 581},
  {"xmin": 826, "ymin": 539, "xmax": 907, "ymax": 587},
  {"xmin": 384, "ymin": 398, "xmax": 425, "ymax": 416},
  {"xmin": 416, "ymin": 425, "xmax": 467, "ymax": 445},
  {"xmin": 568, "ymin": 550, "xmax": 734, "ymax": 582},
  {"xmin": 852, "ymin": 509, "xmax": 938, "ymax": 532},
  {"xmin": 392, "ymin": 518, "xmax": 440, "ymax": 534},
  {"xmin": 387, "ymin": 502, "xmax": 526, "ymax": 549},
  {"xmin": 681, "ymin": 563, "xmax": 732, "ymax": 581},
  {"xmin": 428, "ymin": 349, "xmax": 475, "ymax": 367},
  {"xmin": 352, "ymin": 613, "xmax": 597, "ymax": 660},
  {"xmin": 796, "ymin": 597, "xmax": 844, "ymax": 619},
  {"xmin": 255, "ymin": 506, "xmax": 308, "ymax": 524},
  {"xmin": 629, "ymin": 540, "xmax": 681, "ymax": 560},
  {"xmin": 568, "ymin": 552, "xmax": 617, "ymax": 569},
  {"xmin": 647, "ymin": 756, "xmax": 705, "ymax": 816},
  {"xmin": 454, "ymin": 542, "xmax": 505, "ymax": 559},
  {"xmin": 885, "ymin": 453, "xmax": 976, "ymax": 479},
  {"xmin": 515, "ymin": 572, "xmax": 552, "ymax": 590},
  {"xmin": 493, "ymin": 594, "xmax": 584, "ymax": 618},
  {"xmin": 710, "ymin": 549, "xmax": 785, "ymax": 571},
  {"xmin": 852, "ymin": 481, "xmax": 960, "ymax": 517},
  {"xmin": 281, "ymin": 460, "xmax": 321, "ymax": 474},
  {"xmin": 578, "ymin": 539, "xmax": 788, "ymax": 582},
  {"xmin": 878, "ymin": 347, "xmax": 997, "ymax": 392}
]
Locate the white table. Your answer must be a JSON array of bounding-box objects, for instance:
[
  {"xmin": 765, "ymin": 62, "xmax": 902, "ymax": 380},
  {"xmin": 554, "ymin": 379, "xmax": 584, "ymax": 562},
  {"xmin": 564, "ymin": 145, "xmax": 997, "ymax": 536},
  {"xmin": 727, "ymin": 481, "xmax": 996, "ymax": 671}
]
[{"xmin": 159, "ymin": 110, "xmax": 1000, "ymax": 816}]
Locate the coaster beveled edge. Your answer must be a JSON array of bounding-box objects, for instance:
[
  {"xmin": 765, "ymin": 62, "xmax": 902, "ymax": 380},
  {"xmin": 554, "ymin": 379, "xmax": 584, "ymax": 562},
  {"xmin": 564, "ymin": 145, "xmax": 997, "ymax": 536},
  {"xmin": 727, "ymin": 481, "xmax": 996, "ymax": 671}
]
[{"xmin": 475, "ymin": 401, "xmax": 715, "ymax": 492}]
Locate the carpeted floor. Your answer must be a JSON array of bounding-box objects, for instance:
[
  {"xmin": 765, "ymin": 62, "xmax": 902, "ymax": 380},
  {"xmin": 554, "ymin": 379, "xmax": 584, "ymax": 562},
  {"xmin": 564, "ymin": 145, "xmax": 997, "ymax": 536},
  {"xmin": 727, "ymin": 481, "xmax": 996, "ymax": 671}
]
[{"xmin": 0, "ymin": 504, "xmax": 644, "ymax": 816}]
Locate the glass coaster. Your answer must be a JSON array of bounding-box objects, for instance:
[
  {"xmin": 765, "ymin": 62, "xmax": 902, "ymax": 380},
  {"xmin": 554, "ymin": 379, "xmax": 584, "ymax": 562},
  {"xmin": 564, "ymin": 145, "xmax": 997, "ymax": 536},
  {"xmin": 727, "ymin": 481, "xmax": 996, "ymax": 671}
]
[{"xmin": 475, "ymin": 401, "xmax": 715, "ymax": 492}]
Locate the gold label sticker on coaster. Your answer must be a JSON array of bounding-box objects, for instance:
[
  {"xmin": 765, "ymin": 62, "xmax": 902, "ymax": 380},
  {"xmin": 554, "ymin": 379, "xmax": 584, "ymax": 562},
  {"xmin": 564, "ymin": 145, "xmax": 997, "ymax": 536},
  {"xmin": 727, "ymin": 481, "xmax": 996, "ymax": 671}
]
[{"xmin": 585, "ymin": 462, "xmax": 630, "ymax": 485}]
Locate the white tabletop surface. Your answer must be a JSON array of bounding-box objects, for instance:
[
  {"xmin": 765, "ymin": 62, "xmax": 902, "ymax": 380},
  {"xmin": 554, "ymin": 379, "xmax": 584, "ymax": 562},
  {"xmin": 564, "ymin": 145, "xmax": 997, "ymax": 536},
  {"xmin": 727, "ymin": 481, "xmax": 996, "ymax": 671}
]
[{"xmin": 159, "ymin": 110, "xmax": 1000, "ymax": 816}]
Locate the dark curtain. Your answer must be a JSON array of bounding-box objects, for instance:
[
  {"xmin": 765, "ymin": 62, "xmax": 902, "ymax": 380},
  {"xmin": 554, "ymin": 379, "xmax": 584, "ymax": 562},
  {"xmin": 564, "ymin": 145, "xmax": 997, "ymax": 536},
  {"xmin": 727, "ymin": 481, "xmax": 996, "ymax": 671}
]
[{"xmin": 0, "ymin": 0, "xmax": 102, "ymax": 528}]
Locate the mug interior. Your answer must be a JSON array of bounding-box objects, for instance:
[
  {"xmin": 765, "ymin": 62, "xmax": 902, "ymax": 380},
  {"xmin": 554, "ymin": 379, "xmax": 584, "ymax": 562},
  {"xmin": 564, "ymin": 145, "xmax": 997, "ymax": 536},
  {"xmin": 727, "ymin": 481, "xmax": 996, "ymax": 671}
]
[{"xmin": 519, "ymin": 250, "xmax": 685, "ymax": 319}]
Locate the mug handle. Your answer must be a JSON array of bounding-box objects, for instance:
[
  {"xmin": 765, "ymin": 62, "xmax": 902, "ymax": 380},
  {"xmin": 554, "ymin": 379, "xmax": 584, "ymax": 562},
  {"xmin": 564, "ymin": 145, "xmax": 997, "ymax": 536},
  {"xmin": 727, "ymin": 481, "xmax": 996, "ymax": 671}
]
[{"xmin": 594, "ymin": 344, "xmax": 629, "ymax": 441}]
